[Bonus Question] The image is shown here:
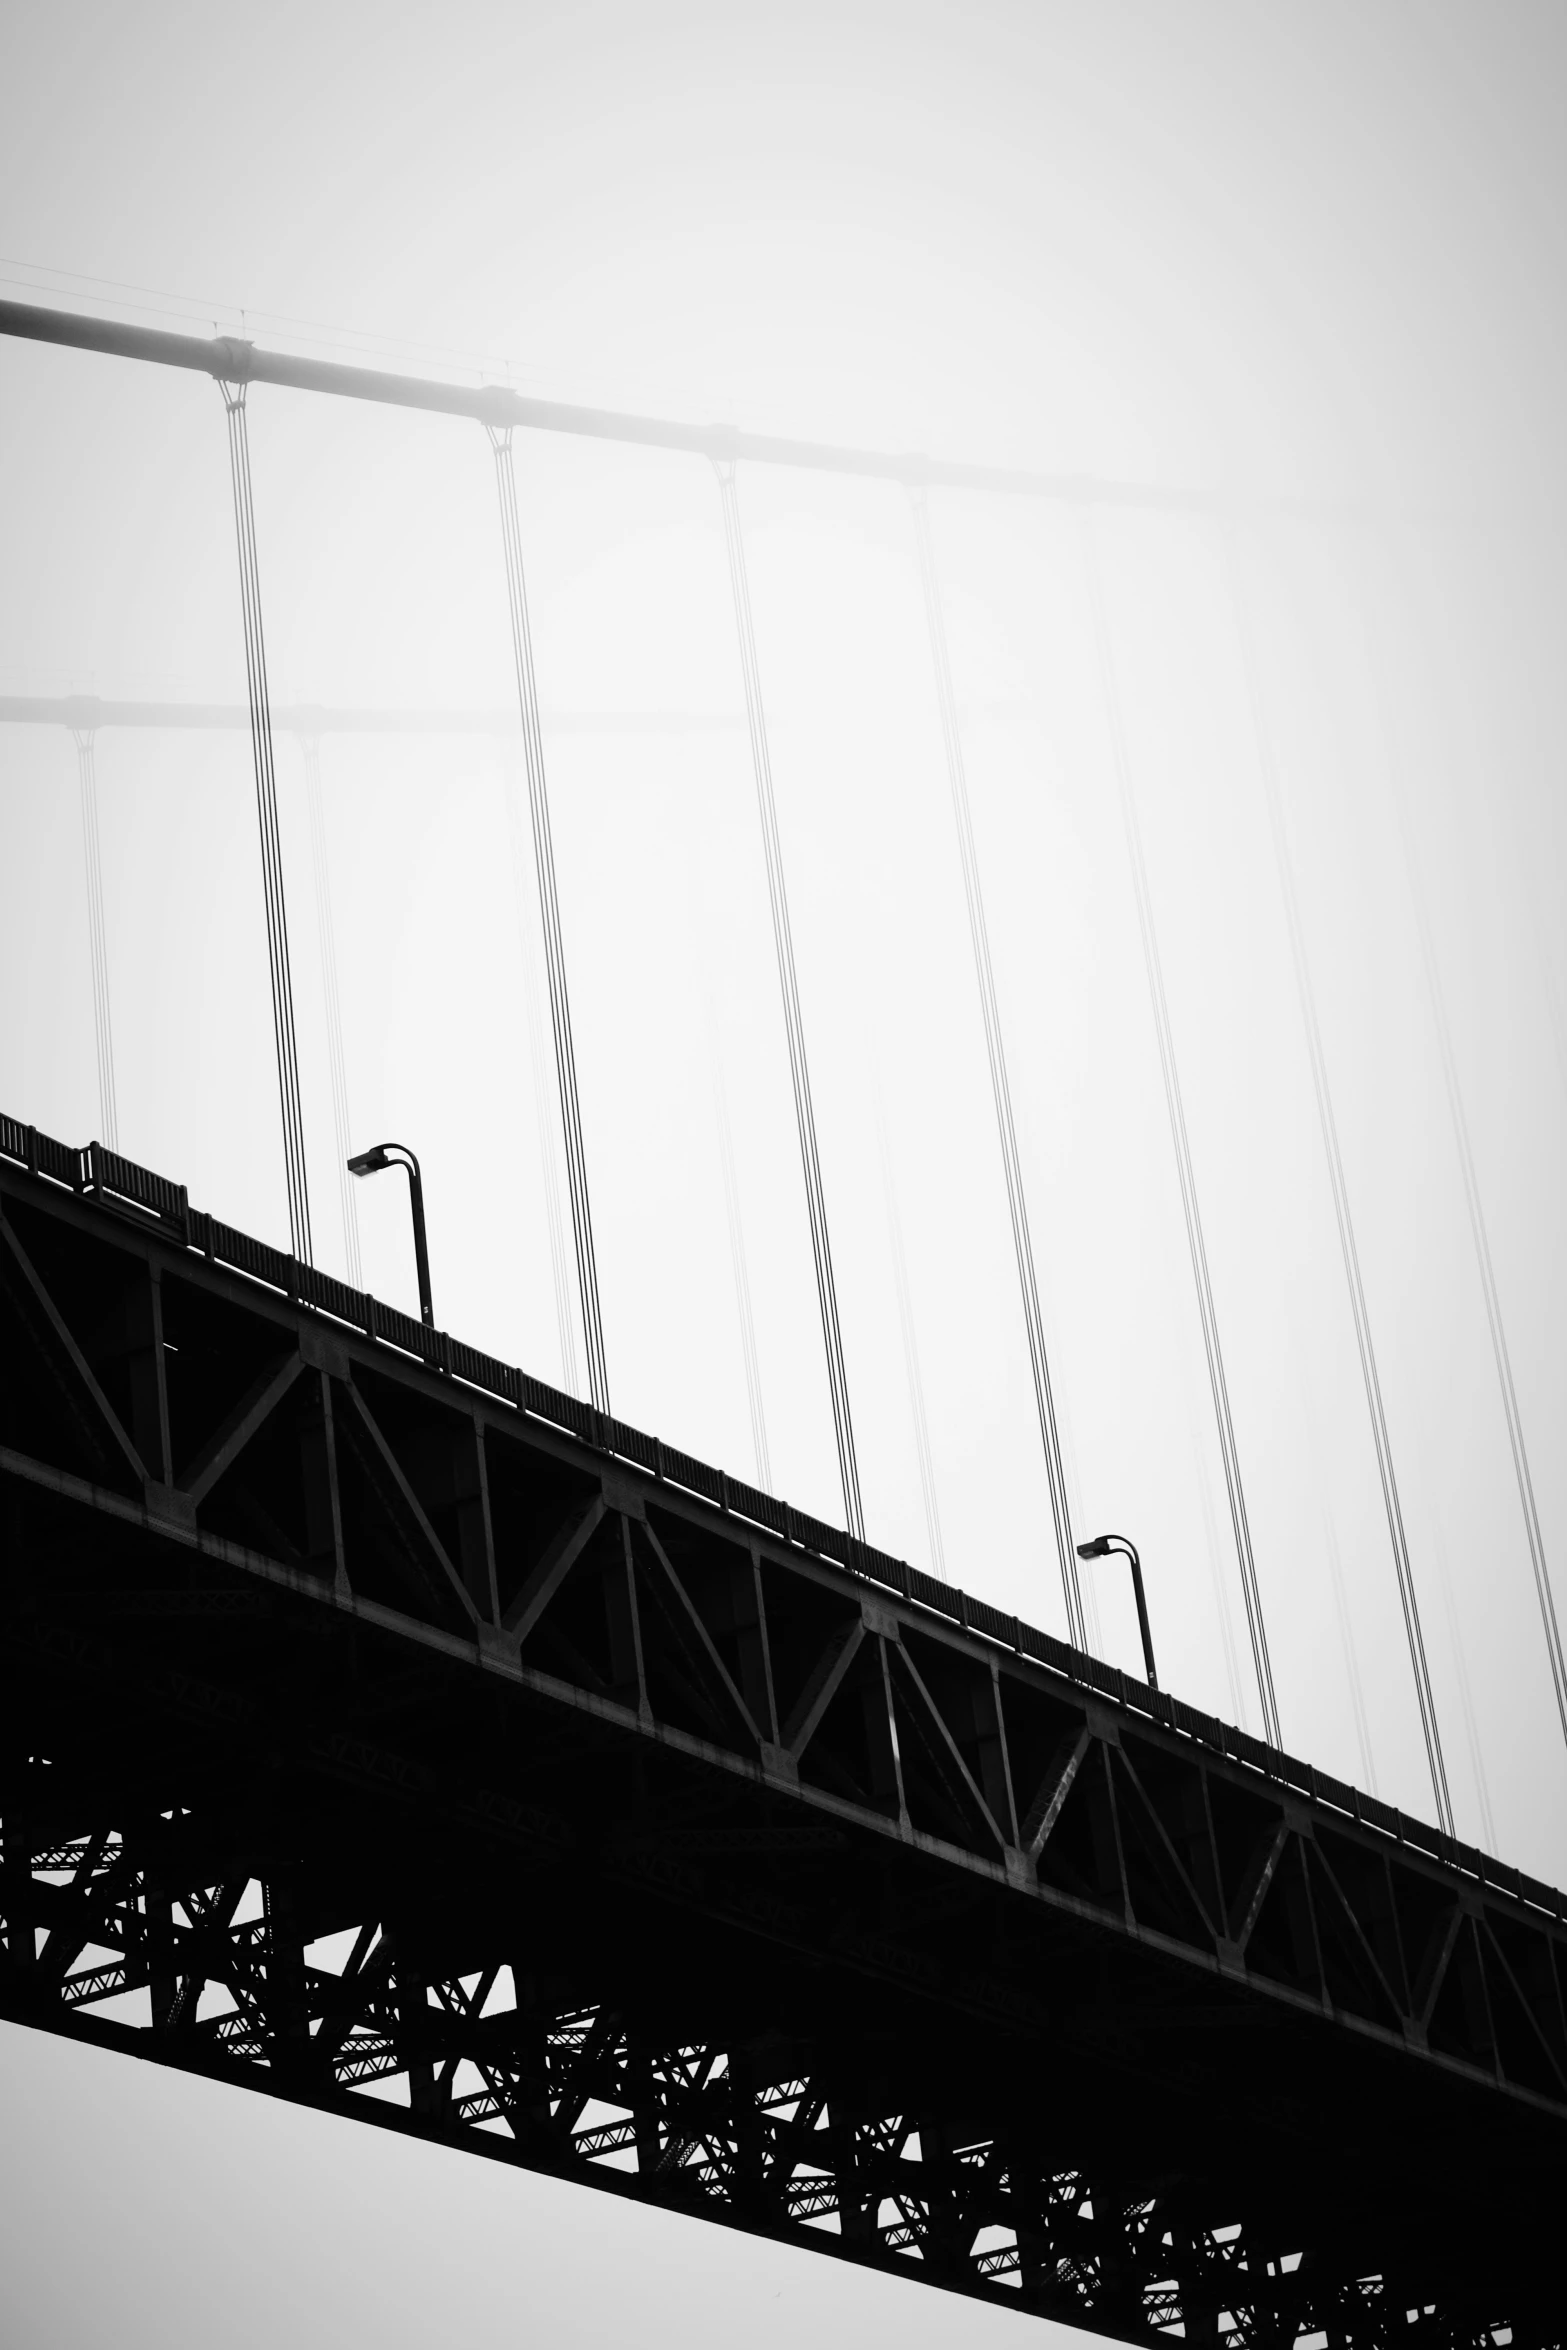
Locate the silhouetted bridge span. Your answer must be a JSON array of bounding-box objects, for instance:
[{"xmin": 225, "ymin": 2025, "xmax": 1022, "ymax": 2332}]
[{"xmin": 0, "ymin": 1119, "xmax": 1562, "ymax": 2346}]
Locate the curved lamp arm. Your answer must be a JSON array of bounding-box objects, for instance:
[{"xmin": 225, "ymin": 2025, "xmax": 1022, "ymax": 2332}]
[
  {"xmin": 1076, "ymin": 1533, "xmax": 1158, "ymax": 1690},
  {"xmin": 347, "ymin": 1142, "xmax": 433, "ymax": 1329}
]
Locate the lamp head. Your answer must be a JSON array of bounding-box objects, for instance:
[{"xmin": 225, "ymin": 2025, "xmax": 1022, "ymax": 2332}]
[
  {"xmin": 1075, "ymin": 1535, "xmax": 1112, "ymax": 1560},
  {"xmin": 347, "ymin": 1145, "xmax": 391, "ymax": 1178}
]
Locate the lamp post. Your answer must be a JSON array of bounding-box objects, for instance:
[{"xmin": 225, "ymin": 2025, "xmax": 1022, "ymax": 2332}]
[
  {"xmin": 1076, "ymin": 1533, "xmax": 1158, "ymax": 1690},
  {"xmin": 347, "ymin": 1143, "xmax": 433, "ymax": 1328}
]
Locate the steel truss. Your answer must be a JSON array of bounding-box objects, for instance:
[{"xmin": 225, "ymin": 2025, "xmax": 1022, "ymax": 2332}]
[{"xmin": 0, "ymin": 1118, "xmax": 1562, "ymax": 2346}]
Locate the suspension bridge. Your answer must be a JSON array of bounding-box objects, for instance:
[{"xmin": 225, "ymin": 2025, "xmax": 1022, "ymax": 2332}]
[{"xmin": 1, "ymin": 296, "xmax": 1564, "ymax": 2345}]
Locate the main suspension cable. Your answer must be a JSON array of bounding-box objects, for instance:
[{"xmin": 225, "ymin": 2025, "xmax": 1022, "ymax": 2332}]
[
  {"xmin": 715, "ymin": 462, "xmax": 864, "ymax": 1543},
  {"xmin": 910, "ymin": 491, "xmax": 1082, "ymax": 1646},
  {"xmin": 1225, "ymin": 526, "xmax": 1453, "ymax": 1837},
  {"xmin": 297, "ymin": 734, "xmax": 361, "ymax": 1289},
  {"xmin": 220, "ymin": 380, "xmax": 312, "ymax": 1265},
  {"xmin": 1083, "ymin": 517, "xmax": 1281, "ymax": 1747},
  {"xmin": 1367, "ymin": 554, "xmax": 1567, "ymax": 1766},
  {"xmin": 71, "ymin": 727, "xmax": 118, "ymax": 1150},
  {"xmin": 488, "ymin": 426, "xmax": 610, "ymax": 1416}
]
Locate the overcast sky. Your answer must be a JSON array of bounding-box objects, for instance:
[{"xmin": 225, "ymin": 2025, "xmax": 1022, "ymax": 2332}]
[{"xmin": 4, "ymin": 6, "xmax": 1567, "ymax": 2344}]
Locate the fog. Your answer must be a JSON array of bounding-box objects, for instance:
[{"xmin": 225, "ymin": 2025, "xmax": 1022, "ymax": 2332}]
[{"xmin": 3, "ymin": 6, "xmax": 1566, "ymax": 2343}]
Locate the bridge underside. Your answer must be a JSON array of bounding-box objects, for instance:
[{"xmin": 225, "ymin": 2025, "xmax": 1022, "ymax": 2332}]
[{"xmin": 0, "ymin": 1128, "xmax": 1563, "ymax": 2347}]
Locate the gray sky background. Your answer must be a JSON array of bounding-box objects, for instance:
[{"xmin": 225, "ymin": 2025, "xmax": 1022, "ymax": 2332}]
[{"xmin": 3, "ymin": 5, "xmax": 1567, "ymax": 2343}]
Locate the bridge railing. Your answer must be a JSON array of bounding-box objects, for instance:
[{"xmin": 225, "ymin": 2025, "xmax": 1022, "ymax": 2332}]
[{"xmin": 3, "ymin": 1109, "xmax": 1563, "ymax": 1928}]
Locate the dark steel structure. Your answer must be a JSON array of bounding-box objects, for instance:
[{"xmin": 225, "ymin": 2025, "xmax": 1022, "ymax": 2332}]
[{"xmin": 1, "ymin": 1117, "xmax": 1563, "ymax": 2346}]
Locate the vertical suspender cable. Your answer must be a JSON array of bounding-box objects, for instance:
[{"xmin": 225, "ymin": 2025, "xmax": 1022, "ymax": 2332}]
[
  {"xmin": 221, "ymin": 379, "xmax": 312, "ymax": 1266},
  {"xmin": 1435, "ymin": 1526, "xmax": 1499, "ymax": 1850},
  {"xmin": 876, "ymin": 1092, "xmax": 946, "ymax": 1579},
  {"xmin": 1421, "ymin": 888, "xmax": 1567, "ymax": 1763},
  {"xmin": 684, "ymin": 789, "xmax": 772, "ymax": 1491},
  {"xmin": 1191, "ymin": 1421, "xmax": 1250, "ymax": 1729},
  {"xmin": 1291, "ymin": 1340, "xmax": 1380, "ymax": 1792},
  {"xmin": 716, "ymin": 461, "xmax": 865, "ymax": 1543},
  {"xmin": 1225, "ymin": 527, "xmax": 1453, "ymax": 1837},
  {"xmin": 1368, "ymin": 557, "xmax": 1567, "ymax": 1763},
  {"xmin": 72, "ymin": 727, "xmax": 119, "ymax": 1150},
  {"xmin": 910, "ymin": 490, "xmax": 1083, "ymax": 1647},
  {"xmin": 1083, "ymin": 519, "xmax": 1282, "ymax": 1747},
  {"xmin": 714, "ymin": 1056, "xmax": 773, "ymax": 1493},
  {"xmin": 1464, "ymin": 526, "xmax": 1567, "ymax": 1114},
  {"xmin": 499, "ymin": 737, "xmax": 584, "ymax": 1399},
  {"xmin": 298, "ymin": 733, "xmax": 361, "ymax": 1289},
  {"xmin": 488, "ymin": 426, "xmax": 610, "ymax": 1416},
  {"xmin": 1325, "ymin": 1508, "xmax": 1380, "ymax": 1796}
]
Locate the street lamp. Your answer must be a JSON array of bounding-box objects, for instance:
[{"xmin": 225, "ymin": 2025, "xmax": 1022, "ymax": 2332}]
[
  {"xmin": 346, "ymin": 1142, "xmax": 433, "ymax": 1328},
  {"xmin": 1076, "ymin": 1533, "xmax": 1158, "ymax": 1690}
]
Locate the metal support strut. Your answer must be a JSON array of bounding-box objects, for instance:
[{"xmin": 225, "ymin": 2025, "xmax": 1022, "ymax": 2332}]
[
  {"xmin": 71, "ymin": 727, "xmax": 118, "ymax": 1151},
  {"xmin": 911, "ymin": 491, "xmax": 1082, "ymax": 1646},
  {"xmin": 220, "ymin": 376, "xmax": 312, "ymax": 1266},
  {"xmin": 488, "ymin": 426, "xmax": 610, "ymax": 1416},
  {"xmin": 1084, "ymin": 521, "xmax": 1281, "ymax": 1748},
  {"xmin": 716, "ymin": 462, "xmax": 864, "ymax": 1544},
  {"xmin": 1226, "ymin": 528, "xmax": 1453, "ymax": 1837}
]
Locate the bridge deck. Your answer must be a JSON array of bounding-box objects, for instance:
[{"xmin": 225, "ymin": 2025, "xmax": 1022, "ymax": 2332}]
[{"xmin": 0, "ymin": 1117, "xmax": 1562, "ymax": 2346}]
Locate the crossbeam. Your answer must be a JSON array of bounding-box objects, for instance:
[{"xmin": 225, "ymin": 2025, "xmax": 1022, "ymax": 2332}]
[{"xmin": 0, "ymin": 1115, "xmax": 1563, "ymax": 2344}]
